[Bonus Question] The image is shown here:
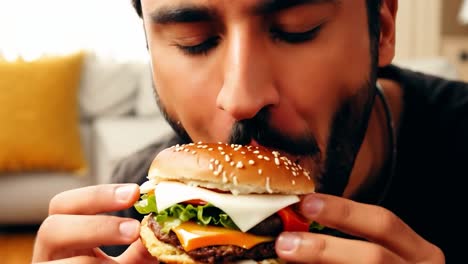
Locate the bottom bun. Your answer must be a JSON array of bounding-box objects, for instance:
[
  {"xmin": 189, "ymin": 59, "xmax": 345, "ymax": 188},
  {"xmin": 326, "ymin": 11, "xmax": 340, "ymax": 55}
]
[{"xmin": 140, "ymin": 215, "xmax": 283, "ymax": 264}]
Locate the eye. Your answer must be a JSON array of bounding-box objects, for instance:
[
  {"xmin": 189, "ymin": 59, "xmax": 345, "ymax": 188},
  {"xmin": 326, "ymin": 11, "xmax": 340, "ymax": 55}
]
[
  {"xmin": 270, "ymin": 24, "xmax": 323, "ymax": 44},
  {"xmin": 175, "ymin": 36, "xmax": 220, "ymax": 56}
]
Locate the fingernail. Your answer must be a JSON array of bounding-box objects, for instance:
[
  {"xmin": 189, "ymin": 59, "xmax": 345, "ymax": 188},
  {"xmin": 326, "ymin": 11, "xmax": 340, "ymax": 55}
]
[
  {"xmin": 277, "ymin": 233, "xmax": 301, "ymax": 253},
  {"xmin": 302, "ymin": 195, "xmax": 324, "ymax": 217},
  {"xmin": 115, "ymin": 185, "xmax": 137, "ymax": 202},
  {"xmin": 119, "ymin": 220, "xmax": 139, "ymax": 238}
]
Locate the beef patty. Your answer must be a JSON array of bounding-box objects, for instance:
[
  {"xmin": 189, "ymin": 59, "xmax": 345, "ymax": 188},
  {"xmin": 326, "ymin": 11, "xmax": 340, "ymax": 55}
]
[{"xmin": 147, "ymin": 214, "xmax": 282, "ymax": 264}]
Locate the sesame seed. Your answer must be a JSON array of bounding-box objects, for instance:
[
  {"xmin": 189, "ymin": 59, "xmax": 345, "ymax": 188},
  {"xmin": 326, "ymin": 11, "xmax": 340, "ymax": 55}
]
[
  {"xmin": 248, "ymin": 160, "xmax": 255, "ymax": 165},
  {"xmin": 210, "ymin": 158, "xmax": 215, "ymax": 162},
  {"xmin": 215, "ymin": 160, "xmax": 220, "ymax": 165},
  {"xmin": 265, "ymin": 177, "xmax": 273, "ymax": 193},
  {"xmin": 209, "ymin": 163, "xmax": 214, "ymax": 171},
  {"xmin": 191, "ymin": 151, "xmax": 197, "ymax": 154},
  {"xmin": 272, "ymin": 151, "xmax": 280, "ymax": 157},
  {"xmin": 230, "ymin": 161, "xmax": 235, "ymax": 166},
  {"xmin": 222, "ymin": 172, "xmax": 228, "ymax": 183},
  {"xmin": 253, "ymin": 150, "xmax": 260, "ymax": 154},
  {"xmin": 221, "ymin": 151, "xmax": 226, "ymax": 155},
  {"xmin": 197, "ymin": 141, "xmax": 203, "ymax": 144},
  {"xmin": 292, "ymin": 171, "xmax": 298, "ymax": 176},
  {"xmin": 274, "ymin": 157, "xmax": 280, "ymax": 166},
  {"xmin": 213, "ymin": 171, "xmax": 220, "ymax": 176},
  {"xmin": 263, "ymin": 156, "xmax": 270, "ymax": 161},
  {"xmin": 257, "ymin": 155, "xmax": 263, "ymax": 159},
  {"xmin": 208, "ymin": 148, "xmax": 213, "ymax": 151},
  {"xmin": 225, "ymin": 154, "xmax": 231, "ymax": 162},
  {"xmin": 258, "ymin": 169, "xmax": 263, "ymax": 175},
  {"xmin": 184, "ymin": 149, "xmax": 189, "ymax": 152},
  {"xmin": 233, "ymin": 176, "xmax": 238, "ymax": 185},
  {"xmin": 241, "ymin": 151, "xmax": 246, "ymax": 155},
  {"xmin": 218, "ymin": 146, "xmax": 223, "ymax": 151},
  {"xmin": 236, "ymin": 161, "xmax": 244, "ymax": 169}
]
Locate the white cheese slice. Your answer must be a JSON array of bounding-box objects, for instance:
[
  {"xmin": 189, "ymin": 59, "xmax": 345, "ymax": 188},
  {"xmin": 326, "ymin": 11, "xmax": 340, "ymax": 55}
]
[
  {"xmin": 154, "ymin": 181, "xmax": 300, "ymax": 232},
  {"xmin": 140, "ymin": 179, "xmax": 157, "ymax": 194}
]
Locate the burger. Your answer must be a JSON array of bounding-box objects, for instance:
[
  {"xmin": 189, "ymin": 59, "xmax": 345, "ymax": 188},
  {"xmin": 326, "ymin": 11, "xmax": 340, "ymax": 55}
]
[{"xmin": 134, "ymin": 142, "xmax": 322, "ymax": 264}]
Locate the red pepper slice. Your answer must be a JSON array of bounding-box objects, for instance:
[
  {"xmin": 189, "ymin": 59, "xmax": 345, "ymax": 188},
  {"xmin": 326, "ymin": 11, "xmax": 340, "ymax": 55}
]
[
  {"xmin": 277, "ymin": 206, "xmax": 310, "ymax": 232},
  {"xmin": 182, "ymin": 199, "xmax": 207, "ymax": 206}
]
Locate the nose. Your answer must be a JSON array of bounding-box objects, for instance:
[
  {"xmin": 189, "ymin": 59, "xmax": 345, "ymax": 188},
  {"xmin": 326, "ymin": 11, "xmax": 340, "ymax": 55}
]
[{"xmin": 216, "ymin": 26, "xmax": 280, "ymax": 121}]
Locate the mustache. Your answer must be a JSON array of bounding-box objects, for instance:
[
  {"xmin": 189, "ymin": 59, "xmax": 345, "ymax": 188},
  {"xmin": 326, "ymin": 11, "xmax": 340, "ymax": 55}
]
[{"xmin": 228, "ymin": 108, "xmax": 320, "ymax": 156}]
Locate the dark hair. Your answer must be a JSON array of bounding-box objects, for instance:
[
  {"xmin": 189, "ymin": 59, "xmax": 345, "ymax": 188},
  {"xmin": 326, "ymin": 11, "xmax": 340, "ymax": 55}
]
[
  {"xmin": 131, "ymin": 0, "xmax": 382, "ymax": 47},
  {"xmin": 366, "ymin": 0, "xmax": 383, "ymax": 65},
  {"xmin": 132, "ymin": 0, "xmax": 142, "ymax": 17}
]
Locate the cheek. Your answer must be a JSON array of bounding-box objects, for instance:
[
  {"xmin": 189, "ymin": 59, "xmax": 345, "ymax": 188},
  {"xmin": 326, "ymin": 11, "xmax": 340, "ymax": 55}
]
[
  {"xmin": 147, "ymin": 37, "xmax": 231, "ymax": 141},
  {"xmin": 274, "ymin": 8, "xmax": 371, "ymax": 149}
]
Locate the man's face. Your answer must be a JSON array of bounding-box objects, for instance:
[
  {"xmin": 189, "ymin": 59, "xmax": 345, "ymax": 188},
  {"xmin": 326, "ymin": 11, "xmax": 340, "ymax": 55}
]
[{"xmin": 140, "ymin": 0, "xmax": 378, "ymax": 194}]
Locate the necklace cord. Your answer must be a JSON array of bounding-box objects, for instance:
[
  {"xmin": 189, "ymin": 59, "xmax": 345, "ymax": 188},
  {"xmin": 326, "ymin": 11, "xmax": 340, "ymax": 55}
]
[{"xmin": 374, "ymin": 82, "xmax": 397, "ymax": 205}]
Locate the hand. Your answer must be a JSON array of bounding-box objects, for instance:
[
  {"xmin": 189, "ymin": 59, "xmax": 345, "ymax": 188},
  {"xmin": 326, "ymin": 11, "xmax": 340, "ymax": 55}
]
[
  {"xmin": 32, "ymin": 184, "xmax": 157, "ymax": 264},
  {"xmin": 275, "ymin": 193, "xmax": 445, "ymax": 263}
]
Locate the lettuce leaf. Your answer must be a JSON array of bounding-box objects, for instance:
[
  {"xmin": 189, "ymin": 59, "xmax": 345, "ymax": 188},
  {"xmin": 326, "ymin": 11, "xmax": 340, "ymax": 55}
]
[
  {"xmin": 309, "ymin": 221, "xmax": 325, "ymax": 232},
  {"xmin": 134, "ymin": 194, "xmax": 238, "ymax": 232},
  {"xmin": 134, "ymin": 193, "xmax": 157, "ymax": 214}
]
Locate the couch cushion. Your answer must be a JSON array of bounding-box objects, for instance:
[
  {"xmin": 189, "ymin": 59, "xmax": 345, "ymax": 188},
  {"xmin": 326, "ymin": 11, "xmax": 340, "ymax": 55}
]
[
  {"xmin": 0, "ymin": 52, "xmax": 88, "ymax": 174},
  {"xmin": 79, "ymin": 53, "xmax": 141, "ymax": 119},
  {"xmin": 0, "ymin": 173, "xmax": 91, "ymax": 224},
  {"xmin": 93, "ymin": 116, "xmax": 173, "ymax": 184},
  {"xmin": 134, "ymin": 61, "xmax": 162, "ymax": 117}
]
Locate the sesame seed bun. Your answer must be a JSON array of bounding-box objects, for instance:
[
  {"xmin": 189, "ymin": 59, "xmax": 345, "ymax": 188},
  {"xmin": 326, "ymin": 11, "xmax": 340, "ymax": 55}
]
[
  {"xmin": 140, "ymin": 215, "xmax": 283, "ymax": 264},
  {"xmin": 147, "ymin": 142, "xmax": 316, "ymax": 195}
]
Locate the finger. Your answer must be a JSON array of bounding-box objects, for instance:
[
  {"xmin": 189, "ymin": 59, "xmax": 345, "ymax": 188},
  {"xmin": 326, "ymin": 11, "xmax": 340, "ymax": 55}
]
[
  {"xmin": 276, "ymin": 232, "xmax": 404, "ymax": 264},
  {"xmin": 35, "ymin": 255, "xmax": 117, "ymax": 264},
  {"xmin": 117, "ymin": 239, "xmax": 158, "ymax": 264},
  {"xmin": 49, "ymin": 184, "xmax": 140, "ymax": 215},
  {"xmin": 34, "ymin": 215, "xmax": 140, "ymax": 262},
  {"xmin": 300, "ymin": 193, "xmax": 433, "ymax": 260}
]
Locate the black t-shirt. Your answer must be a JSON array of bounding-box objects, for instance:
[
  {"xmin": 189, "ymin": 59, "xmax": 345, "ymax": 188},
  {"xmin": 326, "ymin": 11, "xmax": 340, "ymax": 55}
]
[{"xmin": 107, "ymin": 65, "xmax": 468, "ymax": 262}]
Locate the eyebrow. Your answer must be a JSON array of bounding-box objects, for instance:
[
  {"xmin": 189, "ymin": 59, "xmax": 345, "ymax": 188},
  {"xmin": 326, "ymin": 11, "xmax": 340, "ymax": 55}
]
[
  {"xmin": 149, "ymin": 5, "xmax": 217, "ymax": 24},
  {"xmin": 253, "ymin": 0, "xmax": 341, "ymax": 14},
  {"xmin": 149, "ymin": 0, "xmax": 340, "ymax": 25}
]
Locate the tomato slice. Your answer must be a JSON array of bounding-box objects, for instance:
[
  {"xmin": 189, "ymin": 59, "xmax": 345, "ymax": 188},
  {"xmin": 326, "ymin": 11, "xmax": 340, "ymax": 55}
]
[
  {"xmin": 182, "ymin": 199, "xmax": 207, "ymax": 206},
  {"xmin": 277, "ymin": 206, "xmax": 310, "ymax": 232}
]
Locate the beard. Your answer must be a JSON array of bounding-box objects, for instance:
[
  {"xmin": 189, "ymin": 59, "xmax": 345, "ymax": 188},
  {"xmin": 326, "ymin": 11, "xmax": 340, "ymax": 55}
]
[
  {"xmin": 155, "ymin": 79, "xmax": 377, "ymax": 197},
  {"xmin": 227, "ymin": 81, "xmax": 376, "ymax": 196}
]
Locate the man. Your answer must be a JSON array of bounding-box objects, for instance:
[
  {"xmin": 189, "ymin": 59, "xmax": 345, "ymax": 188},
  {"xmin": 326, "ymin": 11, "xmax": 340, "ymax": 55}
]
[{"xmin": 32, "ymin": 0, "xmax": 467, "ymax": 263}]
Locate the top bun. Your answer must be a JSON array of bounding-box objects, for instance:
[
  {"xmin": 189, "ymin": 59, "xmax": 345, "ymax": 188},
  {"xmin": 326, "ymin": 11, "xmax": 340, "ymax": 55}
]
[{"xmin": 148, "ymin": 142, "xmax": 316, "ymax": 195}]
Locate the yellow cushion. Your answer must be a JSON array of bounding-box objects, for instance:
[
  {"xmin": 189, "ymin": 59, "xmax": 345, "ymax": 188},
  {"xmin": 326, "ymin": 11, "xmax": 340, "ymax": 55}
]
[{"xmin": 0, "ymin": 52, "xmax": 87, "ymax": 174}]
